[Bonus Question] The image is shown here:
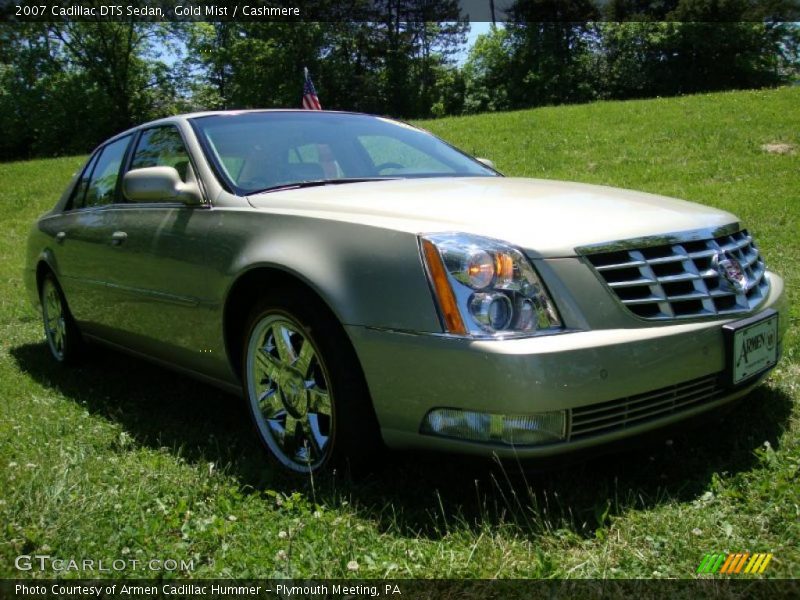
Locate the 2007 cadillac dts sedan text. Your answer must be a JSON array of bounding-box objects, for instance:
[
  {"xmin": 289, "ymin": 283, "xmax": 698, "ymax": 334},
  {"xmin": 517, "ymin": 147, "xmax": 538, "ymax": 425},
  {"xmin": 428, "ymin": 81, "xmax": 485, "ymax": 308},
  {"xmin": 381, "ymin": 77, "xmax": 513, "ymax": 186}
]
[{"xmin": 25, "ymin": 111, "xmax": 786, "ymax": 474}]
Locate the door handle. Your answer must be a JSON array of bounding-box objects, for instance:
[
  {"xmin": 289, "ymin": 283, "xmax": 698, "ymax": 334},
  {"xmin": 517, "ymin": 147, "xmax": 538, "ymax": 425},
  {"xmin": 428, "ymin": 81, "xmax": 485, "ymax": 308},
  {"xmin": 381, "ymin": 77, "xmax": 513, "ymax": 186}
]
[
  {"xmin": 55, "ymin": 231, "xmax": 66, "ymax": 243},
  {"xmin": 110, "ymin": 231, "xmax": 128, "ymax": 246}
]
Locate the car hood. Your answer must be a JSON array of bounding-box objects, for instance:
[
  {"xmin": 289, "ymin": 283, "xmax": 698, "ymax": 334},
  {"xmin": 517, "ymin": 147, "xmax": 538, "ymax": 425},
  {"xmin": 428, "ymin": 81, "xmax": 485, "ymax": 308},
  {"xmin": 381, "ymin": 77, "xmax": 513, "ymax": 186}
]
[{"xmin": 247, "ymin": 177, "xmax": 738, "ymax": 257}]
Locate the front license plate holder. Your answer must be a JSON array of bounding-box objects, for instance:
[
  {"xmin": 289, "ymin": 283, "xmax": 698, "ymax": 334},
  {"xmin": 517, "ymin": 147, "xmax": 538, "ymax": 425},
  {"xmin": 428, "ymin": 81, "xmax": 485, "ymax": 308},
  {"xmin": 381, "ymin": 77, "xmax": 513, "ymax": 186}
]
[{"xmin": 722, "ymin": 309, "xmax": 778, "ymax": 387}]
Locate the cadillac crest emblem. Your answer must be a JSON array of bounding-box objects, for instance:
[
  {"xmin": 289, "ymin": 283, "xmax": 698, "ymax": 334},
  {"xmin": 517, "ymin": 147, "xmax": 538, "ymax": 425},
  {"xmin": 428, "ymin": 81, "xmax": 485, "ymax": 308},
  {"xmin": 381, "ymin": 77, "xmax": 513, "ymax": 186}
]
[{"xmin": 713, "ymin": 250, "xmax": 747, "ymax": 293}]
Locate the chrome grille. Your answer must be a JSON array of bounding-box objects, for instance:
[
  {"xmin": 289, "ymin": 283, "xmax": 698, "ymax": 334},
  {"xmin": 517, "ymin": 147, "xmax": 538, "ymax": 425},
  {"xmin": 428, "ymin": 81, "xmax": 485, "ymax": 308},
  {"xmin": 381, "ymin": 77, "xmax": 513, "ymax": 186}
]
[
  {"xmin": 570, "ymin": 374, "xmax": 723, "ymax": 440},
  {"xmin": 583, "ymin": 229, "xmax": 768, "ymax": 320}
]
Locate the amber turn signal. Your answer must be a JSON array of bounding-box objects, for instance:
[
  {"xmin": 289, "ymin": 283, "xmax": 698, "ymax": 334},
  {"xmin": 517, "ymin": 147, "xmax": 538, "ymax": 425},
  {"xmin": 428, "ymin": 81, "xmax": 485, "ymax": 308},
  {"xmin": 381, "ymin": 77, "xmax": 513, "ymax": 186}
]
[{"xmin": 421, "ymin": 239, "xmax": 467, "ymax": 335}]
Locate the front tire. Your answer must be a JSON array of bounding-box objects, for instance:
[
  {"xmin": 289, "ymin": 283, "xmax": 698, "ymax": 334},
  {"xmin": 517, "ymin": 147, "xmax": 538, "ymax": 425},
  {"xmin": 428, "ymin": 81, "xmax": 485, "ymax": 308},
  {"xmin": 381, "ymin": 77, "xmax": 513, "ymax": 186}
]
[
  {"xmin": 242, "ymin": 288, "xmax": 381, "ymax": 476},
  {"xmin": 40, "ymin": 274, "xmax": 82, "ymax": 365}
]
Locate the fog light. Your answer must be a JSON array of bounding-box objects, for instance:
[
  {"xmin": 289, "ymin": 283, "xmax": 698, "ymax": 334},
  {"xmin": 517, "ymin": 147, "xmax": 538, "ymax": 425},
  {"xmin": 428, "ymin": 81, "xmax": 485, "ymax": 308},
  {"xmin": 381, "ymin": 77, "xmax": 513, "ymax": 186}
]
[{"xmin": 421, "ymin": 408, "xmax": 566, "ymax": 446}]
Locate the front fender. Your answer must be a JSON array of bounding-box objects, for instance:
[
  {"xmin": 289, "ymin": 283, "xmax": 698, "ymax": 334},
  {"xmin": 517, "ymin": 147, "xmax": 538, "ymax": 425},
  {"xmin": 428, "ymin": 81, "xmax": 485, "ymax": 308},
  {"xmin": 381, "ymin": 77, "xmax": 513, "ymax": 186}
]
[{"xmin": 209, "ymin": 210, "xmax": 442, "ymax": 333}]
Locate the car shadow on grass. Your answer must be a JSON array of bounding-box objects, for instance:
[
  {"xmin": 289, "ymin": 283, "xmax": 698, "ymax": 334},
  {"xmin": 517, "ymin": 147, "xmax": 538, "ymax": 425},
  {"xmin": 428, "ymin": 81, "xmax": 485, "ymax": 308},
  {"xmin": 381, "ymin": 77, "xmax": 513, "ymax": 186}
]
[
  {"xmin": 11, "ymin": 341, "xmax": 795, "ymax": 542},
  {"xmin": 348, "ymin": 376, "xmax": 794, "ymax": 540}
]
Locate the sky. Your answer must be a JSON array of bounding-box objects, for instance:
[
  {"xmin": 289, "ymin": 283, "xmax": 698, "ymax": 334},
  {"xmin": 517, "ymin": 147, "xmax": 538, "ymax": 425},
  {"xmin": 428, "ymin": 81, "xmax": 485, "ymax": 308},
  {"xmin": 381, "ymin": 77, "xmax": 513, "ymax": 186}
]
[{"xmin": 457, "ymin": 21, "xmax": 495, "ymax": 65}]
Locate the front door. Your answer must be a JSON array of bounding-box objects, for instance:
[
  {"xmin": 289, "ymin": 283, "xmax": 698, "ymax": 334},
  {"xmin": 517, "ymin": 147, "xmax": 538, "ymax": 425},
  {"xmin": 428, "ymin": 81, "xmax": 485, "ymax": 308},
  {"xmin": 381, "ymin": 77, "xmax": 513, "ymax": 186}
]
[{"xmin": 95, "ymin": 125, "xmax": 221, "ymax": 377}]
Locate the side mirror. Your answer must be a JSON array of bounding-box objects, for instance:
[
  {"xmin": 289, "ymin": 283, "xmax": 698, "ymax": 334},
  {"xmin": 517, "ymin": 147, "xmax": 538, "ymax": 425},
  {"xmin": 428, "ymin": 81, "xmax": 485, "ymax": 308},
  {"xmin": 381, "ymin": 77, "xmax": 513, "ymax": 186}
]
[
  {"xmin": 122, "ymin": 166, "xmax": 203, "ymax": 205},
  {"xmin": 476, "ymin": 157, "xmax": 495, "ymax": 169}
]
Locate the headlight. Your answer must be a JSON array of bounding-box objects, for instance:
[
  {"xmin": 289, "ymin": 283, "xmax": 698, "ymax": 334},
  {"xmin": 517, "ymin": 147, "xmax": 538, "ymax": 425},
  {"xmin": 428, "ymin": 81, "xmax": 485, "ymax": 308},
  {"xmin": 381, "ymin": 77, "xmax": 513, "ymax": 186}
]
[{"xmin": 419, "ymin": 233, "xmax": 562, "ymax": 338}]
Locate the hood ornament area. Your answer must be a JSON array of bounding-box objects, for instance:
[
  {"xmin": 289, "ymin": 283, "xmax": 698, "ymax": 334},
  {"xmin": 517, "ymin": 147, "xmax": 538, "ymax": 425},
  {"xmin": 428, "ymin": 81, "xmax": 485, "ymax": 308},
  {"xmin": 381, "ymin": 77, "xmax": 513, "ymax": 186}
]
[{"xmin": 713, "ymin": 250, "xmax": 747, "ymax": 293}]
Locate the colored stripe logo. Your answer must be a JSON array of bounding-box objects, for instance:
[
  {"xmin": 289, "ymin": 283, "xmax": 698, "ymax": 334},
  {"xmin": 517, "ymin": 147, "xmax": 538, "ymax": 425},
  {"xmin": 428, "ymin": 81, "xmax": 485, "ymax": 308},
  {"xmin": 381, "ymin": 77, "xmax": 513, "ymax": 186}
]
[{"xmin": 697, "ymin": 553, "xmax": 773, "ymax": 574}]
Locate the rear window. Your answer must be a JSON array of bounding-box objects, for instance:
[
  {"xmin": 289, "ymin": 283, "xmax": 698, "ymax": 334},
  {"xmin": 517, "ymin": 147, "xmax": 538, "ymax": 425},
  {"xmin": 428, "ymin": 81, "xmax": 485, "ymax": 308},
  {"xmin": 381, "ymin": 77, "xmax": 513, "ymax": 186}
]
[{"xmin": 71, "ymin": 135, "xmax": 131, "ymax": 209}]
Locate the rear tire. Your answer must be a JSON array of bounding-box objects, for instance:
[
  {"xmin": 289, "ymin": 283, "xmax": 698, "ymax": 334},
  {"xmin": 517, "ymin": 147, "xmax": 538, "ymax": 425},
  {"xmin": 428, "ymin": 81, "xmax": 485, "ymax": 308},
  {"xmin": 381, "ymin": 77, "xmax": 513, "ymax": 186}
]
[
  {"xmin": 242, "ymin": 286, "xmax": 382, "ymax": 477},
  {"xmin": 40, "ymin": 274, "xmax": 83, "ymax": 365}
]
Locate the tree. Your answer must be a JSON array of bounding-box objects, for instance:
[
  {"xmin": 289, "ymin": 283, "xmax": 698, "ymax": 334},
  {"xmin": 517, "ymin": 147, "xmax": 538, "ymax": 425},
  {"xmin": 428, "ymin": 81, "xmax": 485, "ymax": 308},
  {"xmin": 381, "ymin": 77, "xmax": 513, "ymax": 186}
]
[
  {"xmin": 0, "ymin": 24, "xmax": 110, "ymax": 159},
  {"xmin": 463, "ymin": 26, "xmax": 513, "ymax": 113},
  {"xmin": 184, "ymin": 22, "xmax": 236, "ymax": 109},
  {"xmin": 46, "ymin": 20, "xmax": 182, "ymax": 132},
  {"xmin": 185, "ymin": 3, "xmax": 468, "ymax": 118},
  {"xmin": 598, "ymin": 20, "xmax": 800, "ymax": 99},
  {"xmin": 463, "ymin": 0, "xmax": 799, "ymax": 113},
  {"xmin": 0, "ymin": 14, "xmax": 185, "ymax": 160},
  {"xmin": 504, "ymin": 1, "xmax": 601, "ymax": 108}
]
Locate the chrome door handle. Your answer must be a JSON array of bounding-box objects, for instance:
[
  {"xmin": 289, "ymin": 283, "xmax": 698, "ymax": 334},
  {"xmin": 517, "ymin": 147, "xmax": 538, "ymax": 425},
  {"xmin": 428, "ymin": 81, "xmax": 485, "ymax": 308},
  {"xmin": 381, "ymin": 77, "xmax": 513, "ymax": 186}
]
[
  {"xmin": 111, "ymin": 231, "xmax": 128, "ymax": 245},
  {"xmin": 55, "ymin": 231, "xmax": 66, "ymax": 243}
]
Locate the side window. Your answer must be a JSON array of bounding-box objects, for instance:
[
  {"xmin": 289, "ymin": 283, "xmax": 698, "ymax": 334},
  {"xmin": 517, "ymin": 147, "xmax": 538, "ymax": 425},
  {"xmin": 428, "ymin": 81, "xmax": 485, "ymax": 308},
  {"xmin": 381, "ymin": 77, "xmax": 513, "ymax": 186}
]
[
  {"xmin": 130, "ymin": 126, "xmax": 192, "ymax": 182},
  {"xmin": 80, "ymin": 136, "xmax": 131, "ymax": 209},
  {"xmin": 69, "ymin": 151, "xmax": 100, "ymax": 209}
]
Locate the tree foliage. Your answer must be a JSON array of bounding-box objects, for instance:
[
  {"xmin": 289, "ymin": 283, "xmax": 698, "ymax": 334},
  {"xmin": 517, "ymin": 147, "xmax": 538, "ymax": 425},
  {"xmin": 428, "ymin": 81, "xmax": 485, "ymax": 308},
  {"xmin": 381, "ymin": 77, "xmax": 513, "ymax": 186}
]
[
  {"xmin": 463, "ymin": 8, "xmax": 798, "ymax": 111},
  {"xmin": 184, "ymin": 5, "xmax": 467, "ymax": 118},
  {"xmin": 0, "ymin": 20, "xmax": 182, "ymax": 160},
  {"xmin": 1, "ymin": 0, "xmax": 798, "ymax": 161}
]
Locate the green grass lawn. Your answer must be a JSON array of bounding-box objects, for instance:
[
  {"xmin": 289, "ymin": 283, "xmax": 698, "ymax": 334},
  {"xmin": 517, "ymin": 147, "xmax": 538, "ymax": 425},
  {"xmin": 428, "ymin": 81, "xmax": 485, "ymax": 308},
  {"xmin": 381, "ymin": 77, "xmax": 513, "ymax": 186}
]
[{"xmin": 0, "ymin": 88, "xmax": 798, "ymax": 580}]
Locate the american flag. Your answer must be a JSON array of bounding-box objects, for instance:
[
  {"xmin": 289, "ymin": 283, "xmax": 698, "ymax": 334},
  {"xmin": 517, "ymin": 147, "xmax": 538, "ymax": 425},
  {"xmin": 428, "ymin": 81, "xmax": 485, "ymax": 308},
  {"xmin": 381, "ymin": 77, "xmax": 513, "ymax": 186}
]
[{"xmin": 302, "ymin": 67, "xmax": 322, "ymax": 110}]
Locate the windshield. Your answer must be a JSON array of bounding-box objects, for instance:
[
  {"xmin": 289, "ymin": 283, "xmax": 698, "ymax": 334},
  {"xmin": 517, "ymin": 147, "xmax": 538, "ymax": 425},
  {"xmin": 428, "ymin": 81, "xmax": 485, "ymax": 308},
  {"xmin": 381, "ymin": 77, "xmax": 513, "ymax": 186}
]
[{"xmin": 190, "ymin": 112, "xmax": 497, "ymax": 194}]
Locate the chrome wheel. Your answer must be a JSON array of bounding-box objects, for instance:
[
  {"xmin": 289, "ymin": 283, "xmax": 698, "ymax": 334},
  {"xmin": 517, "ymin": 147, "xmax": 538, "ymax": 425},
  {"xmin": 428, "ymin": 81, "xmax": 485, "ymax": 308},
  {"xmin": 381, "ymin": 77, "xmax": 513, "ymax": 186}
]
[
  {"xmin": 246, "ymin": 314, "xmax": 334, "ymax": 473},
  {"xmin": 41, "ymin": 278, "xmax": 67, "ymax": 361}
]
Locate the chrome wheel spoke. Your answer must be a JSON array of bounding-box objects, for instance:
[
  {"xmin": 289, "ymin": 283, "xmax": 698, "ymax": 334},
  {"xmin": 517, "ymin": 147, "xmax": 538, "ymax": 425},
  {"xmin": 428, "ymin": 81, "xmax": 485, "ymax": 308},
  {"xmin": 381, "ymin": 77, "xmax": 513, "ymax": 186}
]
[
  {"xmin": 283, "ymin": 414, "xmax": 300, "ymax": 456},
  {"xmin": 307, "ymin": 386, "xmax": 331, "ymax": 416},
  {"xmin": 255, "ymin": 348, "xmax": 282, "ymax": 381},
  {"xmin": 293, "ymin": 339, "xmax": 314, "ymax": 375},
  {"xmin": 46, "ymin": 289, "xmax": 59, "ymax": 313},
  {"xmin": 301, "ymin": 418, "xmax": 323, "ymax": 458},
  {"xmin": 257, "ymin": 387, "xmax": 281, "ymax": 417},
  {"xmin": 45, "ymin": 315, "xmax": 57, "ymax": 332},
  {"xmin": 54, "ymin": 324, "xmax": 64, "ymax": 351},
  {"xmin": 272, "ymin": 324, "xmax": 295, "ymax": 363},
  {"xmin": 265, "ymin": 411, "xmax": 287, "ymax": 437}
]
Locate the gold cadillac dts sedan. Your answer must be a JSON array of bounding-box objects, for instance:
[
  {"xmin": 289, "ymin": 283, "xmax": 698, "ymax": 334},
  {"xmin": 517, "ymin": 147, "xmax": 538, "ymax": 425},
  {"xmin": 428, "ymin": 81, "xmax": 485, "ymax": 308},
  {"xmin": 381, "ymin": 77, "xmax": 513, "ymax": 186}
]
[{"xmin": 24, "ymin": 111, "xmax": 787, "ymax": 474}]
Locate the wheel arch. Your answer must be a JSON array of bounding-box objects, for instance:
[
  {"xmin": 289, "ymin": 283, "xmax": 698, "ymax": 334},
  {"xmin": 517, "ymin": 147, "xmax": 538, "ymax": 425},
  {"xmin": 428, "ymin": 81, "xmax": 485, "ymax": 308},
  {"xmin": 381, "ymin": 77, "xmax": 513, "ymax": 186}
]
[
  {"xmin": 35, "ymin": 256, "xmax": 58, "ymax": 296},
  {"xmin": 222, "ymin": 264, "xmax": 353, "ymax": 381}
]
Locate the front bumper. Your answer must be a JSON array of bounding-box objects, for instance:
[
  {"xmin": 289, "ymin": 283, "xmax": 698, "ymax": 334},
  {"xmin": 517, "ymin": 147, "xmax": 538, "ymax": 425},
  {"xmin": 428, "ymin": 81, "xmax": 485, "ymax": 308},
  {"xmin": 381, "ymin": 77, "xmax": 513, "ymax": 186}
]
[{"xmin": 346, "ymin": 272, "xmax": 786, "ymax": 459}]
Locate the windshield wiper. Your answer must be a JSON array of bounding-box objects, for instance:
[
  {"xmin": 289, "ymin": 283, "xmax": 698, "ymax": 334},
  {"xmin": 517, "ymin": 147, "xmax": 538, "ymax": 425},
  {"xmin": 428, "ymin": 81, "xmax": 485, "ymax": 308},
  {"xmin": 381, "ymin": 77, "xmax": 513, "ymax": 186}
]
[{"xmin": 247, "ymin": 177, "xmax": 400, "ymax": 195}]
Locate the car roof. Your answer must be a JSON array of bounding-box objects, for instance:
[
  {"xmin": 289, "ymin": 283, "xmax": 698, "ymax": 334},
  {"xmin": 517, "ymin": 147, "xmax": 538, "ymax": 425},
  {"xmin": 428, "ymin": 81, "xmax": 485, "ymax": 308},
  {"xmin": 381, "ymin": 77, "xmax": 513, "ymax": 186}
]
[{"xmin": 104, "ymin": 109, "xmax": 384, "ymax": 145}]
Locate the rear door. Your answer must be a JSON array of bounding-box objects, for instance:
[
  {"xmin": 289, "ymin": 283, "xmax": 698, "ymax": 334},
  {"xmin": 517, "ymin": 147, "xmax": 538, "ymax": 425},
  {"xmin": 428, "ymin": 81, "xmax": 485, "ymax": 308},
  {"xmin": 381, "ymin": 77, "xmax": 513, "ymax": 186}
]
[{"xmin": 45, "ymin": 135, "xmax": 133, "ymax": 332}]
